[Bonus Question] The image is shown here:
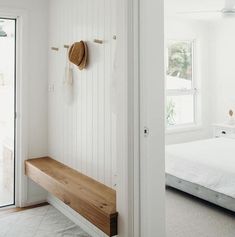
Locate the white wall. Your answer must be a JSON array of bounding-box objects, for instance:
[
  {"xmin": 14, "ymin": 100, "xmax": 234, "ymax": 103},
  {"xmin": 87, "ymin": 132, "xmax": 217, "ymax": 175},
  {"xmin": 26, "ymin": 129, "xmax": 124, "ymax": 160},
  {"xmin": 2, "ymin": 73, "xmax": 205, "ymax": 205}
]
[
  {"xmin": 48, "ymin": 0, "xmax": 117, "ymax": 188},
  {"xmin": 0, "ymin": 0, "xmax": 49, "ymax": 156},
  {"xmin": 165, "ymin": 17, "xmax": 235, "ymax": 145},
  {"xmin": 0, "ymin": 0, "xmax": 49, "ymax": 204},
  {"xmin": 165, "ymin": 18, "xmax": 213, "ymax": 144},
  {"xmin": 208, "ymin": 18, "xmax": 235, "ymax": 124},
  {"xmin": 47, "ymin": 1, "xmax": 136, "ymax": 235}
]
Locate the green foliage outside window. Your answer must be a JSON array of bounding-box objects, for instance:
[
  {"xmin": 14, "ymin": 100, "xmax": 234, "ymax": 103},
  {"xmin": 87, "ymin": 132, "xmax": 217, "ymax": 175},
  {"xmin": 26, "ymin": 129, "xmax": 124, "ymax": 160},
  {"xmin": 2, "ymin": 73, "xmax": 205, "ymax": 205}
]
[
  {"xmin": 166, "ymin": 99, "xmax": 176, "ymax": 126},
  {"xmin": 167, "ymin": 41, "xmax": 192, "ymax": 80}
]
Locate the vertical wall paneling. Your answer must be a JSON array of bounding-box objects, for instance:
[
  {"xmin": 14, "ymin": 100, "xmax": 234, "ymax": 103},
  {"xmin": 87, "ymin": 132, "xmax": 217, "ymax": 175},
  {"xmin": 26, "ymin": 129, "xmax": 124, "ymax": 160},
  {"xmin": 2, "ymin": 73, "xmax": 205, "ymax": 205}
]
[
  {"xmin": 111, "ymin": 0, "xmax": 118, "ymax": 188},
  {"xmin": 48, "ymin": 0, "xmax": 117, "ymax": 188}
]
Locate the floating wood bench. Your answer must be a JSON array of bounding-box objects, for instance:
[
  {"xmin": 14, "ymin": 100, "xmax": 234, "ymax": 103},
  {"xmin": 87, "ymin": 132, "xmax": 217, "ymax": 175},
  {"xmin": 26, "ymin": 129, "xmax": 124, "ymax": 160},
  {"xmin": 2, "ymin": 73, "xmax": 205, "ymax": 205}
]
[{"xmin": 25, "ymin": 157, "xmax": 118, "ymax": 236}]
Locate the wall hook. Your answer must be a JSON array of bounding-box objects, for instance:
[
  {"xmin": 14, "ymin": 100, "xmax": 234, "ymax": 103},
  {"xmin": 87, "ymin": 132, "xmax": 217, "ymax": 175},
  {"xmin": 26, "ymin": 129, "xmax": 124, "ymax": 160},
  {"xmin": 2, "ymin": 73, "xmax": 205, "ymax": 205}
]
[
  {"xmin": 51, "ymin": 47, "xmax": 59, "ymax": 51},
  {"xmin": 94, "ymin": 39, "xmax": 103, "ymax": 44}
]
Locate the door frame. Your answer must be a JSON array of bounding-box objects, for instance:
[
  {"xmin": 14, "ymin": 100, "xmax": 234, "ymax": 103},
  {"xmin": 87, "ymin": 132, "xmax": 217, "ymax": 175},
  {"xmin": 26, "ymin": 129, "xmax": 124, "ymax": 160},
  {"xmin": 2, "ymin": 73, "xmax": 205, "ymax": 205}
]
[
  {"xmin": 139, "ymin": 0, "xmax": 166, "ymax": 235},
  {"xmin": 120, "ymin": 0, "xmax": 165, "ymax": 236},
  {"xmin": 0, "ymin": 16, "xmax": 17, "ymax": 208},
  {"xmin": 0, "ymin": 7, "xmax": 29, "ymax": 208}
]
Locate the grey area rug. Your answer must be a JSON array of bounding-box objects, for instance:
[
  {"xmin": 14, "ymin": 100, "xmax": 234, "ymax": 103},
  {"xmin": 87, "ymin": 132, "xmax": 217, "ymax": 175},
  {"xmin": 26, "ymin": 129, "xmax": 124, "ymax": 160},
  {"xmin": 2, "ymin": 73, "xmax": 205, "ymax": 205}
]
[{"xmin": 166, "ymin": 187, "xmax": 235, "ymax": 237}]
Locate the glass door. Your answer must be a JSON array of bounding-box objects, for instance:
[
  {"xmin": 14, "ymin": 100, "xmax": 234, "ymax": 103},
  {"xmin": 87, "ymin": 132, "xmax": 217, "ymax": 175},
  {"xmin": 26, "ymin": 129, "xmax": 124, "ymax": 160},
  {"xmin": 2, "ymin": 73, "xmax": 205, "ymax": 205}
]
[{"xmin": 0, "ymin": 18, "xmax": 16, "ymax": 207}]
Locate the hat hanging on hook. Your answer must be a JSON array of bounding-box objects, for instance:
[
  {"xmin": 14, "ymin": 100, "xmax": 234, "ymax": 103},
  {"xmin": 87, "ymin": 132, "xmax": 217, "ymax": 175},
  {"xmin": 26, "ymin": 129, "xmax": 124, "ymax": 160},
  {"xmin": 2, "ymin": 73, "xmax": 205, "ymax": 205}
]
[{"xmin": 68, "ymin": 41, "xmax": 88, "ymax": 70}]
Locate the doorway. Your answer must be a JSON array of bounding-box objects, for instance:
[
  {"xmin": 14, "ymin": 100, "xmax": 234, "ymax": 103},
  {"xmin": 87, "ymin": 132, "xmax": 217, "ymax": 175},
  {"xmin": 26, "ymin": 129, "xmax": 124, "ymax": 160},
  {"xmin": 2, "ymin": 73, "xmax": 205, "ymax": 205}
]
[{"xmin": 0, "ymin": 18, "xmax": 16, "ymax": 208}]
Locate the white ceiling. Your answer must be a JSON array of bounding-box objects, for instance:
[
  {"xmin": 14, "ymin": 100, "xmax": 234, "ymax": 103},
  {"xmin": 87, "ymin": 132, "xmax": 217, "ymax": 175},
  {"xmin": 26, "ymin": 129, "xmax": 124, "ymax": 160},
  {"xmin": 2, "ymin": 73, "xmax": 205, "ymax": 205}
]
[
  {"xmin": 165, "ymin": 0, "xmax": 235, "ymax": 20},
  {"xmin": 165, "ymin": 0, "xmax": 225, "ymax": 13}
]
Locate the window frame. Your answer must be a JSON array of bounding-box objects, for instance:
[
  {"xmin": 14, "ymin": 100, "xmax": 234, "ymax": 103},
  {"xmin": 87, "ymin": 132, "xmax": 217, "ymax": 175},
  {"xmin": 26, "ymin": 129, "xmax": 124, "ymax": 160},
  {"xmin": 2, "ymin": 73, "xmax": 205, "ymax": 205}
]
[{"xmin": 165, "ymin": 39, "xmax": 199, "ymax": 131}]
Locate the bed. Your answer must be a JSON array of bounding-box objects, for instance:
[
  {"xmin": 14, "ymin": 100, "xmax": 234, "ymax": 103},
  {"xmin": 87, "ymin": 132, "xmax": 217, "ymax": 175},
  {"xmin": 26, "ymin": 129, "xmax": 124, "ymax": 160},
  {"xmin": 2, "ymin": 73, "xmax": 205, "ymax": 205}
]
[{"xmin": 165, "ymin": 136, "xmax": 235, "ymax": 211}]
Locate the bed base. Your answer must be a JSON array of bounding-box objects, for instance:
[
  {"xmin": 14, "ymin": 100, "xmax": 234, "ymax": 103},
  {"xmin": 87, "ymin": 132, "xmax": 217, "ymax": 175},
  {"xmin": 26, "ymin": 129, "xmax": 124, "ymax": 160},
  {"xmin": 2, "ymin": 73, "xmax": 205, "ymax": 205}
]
[{"xmin": 166, "ymin": 173, "xmax": 235, "ymax": 212}]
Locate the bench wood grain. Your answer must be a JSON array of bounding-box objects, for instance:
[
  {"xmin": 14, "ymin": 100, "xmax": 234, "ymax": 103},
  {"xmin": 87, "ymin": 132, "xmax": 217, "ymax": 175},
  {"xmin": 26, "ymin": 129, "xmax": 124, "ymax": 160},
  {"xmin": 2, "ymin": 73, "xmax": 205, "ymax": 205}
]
[{"xmin": 25, "ymin": 157, "xmax": 118, "ymax": 236}]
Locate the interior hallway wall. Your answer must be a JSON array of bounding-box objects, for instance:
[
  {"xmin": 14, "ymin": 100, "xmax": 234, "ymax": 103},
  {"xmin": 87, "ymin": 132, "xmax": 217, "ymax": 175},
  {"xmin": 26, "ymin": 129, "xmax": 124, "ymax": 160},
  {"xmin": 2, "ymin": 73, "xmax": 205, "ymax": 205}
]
[
  {"xmin": 0, "ymin": 0, "xmax": 49, "ymax": 204},
  {"xmin": 48, "ymin": 0, "xmax": 117, "ymax": 188}
]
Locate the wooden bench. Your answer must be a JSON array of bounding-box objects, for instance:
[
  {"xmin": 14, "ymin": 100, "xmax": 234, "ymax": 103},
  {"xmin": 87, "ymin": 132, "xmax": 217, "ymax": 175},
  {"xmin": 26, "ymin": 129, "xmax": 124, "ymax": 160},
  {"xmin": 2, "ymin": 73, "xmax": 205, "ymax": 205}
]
[{"xmin": 25, "ymin": 157, "xmax": 118, "ymax": 236}]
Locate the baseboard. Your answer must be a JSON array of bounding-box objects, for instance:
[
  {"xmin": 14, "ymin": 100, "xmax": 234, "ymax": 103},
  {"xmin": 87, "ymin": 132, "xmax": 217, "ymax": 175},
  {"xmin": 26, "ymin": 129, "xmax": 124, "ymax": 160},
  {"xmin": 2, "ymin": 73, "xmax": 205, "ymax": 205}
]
[
  {"xmin": 22, "ymin": 193, "xmax": 47, "ymax": 207},
  {"xmin": 47, "ymin": 194, "xmax": 109, "ymax": 237}
]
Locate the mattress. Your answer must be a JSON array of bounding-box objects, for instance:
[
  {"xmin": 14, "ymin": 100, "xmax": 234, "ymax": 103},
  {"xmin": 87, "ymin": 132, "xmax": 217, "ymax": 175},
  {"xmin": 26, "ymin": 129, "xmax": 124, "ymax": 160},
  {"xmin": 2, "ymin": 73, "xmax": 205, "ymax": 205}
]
[{"xmin": 165, "ymin": 137, "xmax": 235, "ymax": 210}]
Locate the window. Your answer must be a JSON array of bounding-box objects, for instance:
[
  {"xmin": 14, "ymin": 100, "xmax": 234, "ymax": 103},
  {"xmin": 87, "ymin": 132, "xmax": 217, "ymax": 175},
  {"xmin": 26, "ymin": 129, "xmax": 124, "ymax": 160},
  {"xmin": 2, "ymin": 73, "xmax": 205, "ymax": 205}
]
[{"xmin": 166, "ymin": 40, "xmax": 198, "ymax": 129}]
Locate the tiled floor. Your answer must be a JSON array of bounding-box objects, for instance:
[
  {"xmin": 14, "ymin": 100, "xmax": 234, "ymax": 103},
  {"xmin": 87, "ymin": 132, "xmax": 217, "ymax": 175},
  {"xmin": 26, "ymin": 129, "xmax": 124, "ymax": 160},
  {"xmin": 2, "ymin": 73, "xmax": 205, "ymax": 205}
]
[{"xmin": 0, "ymin": 205, "xmax": 91, "ymax": 237}]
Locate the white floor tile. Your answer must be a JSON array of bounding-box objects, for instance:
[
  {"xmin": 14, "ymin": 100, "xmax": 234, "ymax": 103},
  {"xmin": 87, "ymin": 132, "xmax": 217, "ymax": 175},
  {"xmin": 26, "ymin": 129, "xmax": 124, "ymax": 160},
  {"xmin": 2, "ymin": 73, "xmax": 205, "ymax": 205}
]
[{"xmin": 0, "ymin": 205, "xmax": 91, "ymax": 237}]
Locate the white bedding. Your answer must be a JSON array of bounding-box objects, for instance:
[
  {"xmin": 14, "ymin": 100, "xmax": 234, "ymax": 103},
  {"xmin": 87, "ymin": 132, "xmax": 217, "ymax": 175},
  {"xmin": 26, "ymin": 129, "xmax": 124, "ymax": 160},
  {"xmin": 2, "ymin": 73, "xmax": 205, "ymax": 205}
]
[{"xmin": 165, "ymin": 137, "xmax": 235, "ymax": 198}]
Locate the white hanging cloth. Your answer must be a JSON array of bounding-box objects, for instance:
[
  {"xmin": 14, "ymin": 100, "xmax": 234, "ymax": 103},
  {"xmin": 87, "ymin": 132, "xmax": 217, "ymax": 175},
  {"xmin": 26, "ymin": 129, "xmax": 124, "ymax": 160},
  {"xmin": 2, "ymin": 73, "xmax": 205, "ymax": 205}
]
[{"xmin": 63, "ymin": 56, "xmax": 74, "ymax": 105}]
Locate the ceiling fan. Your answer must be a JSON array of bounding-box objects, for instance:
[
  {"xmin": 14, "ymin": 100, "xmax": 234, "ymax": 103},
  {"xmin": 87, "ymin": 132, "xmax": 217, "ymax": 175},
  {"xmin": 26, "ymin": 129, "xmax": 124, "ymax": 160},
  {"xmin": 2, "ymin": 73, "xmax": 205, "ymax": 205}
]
[{"xmin": 178, "ymin": 0, "xmax": 235, "ymax": 16}]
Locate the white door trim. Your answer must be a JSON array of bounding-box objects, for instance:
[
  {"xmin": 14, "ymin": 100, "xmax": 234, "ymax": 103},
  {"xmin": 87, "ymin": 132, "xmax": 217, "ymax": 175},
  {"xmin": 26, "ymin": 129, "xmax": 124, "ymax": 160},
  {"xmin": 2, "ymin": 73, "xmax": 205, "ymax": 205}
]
[
  {"xmin": 125, "ymin": 0, "xmax": 165, "ymax": 235},
  {"xmin": 116, "ymin": 0, "xmax": 140, "ymax": 236},
  {"xmin": 0, "ymin": 7, "xmax": 29, "ymax": 207},
  {"xmin": 128, "ymin": 0, "xmax": 140, "ymax": 236},
  {"xmin": 139, "ymin": 0, "xmax": 166, "ymax": 236}
]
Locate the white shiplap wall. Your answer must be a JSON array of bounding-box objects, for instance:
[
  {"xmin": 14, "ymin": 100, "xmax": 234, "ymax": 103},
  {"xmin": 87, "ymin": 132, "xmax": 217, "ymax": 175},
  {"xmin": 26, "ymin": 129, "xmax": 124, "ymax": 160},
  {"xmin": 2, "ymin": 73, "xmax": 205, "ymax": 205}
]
[{"xmin": 48, "ymin": 0, "xmax": 117, "ymax": 188}]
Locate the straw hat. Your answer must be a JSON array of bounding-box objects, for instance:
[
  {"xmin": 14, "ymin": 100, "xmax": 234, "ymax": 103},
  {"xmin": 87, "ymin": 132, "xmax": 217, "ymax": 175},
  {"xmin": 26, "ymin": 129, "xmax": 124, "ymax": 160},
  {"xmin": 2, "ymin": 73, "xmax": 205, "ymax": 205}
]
[
  {"xmin": 68, "ymin": 41, "xmax": 88, "ymax": 70},
  {"xmin": 78, "ymin": 41, "xmax": 88, "ymax": 70}
]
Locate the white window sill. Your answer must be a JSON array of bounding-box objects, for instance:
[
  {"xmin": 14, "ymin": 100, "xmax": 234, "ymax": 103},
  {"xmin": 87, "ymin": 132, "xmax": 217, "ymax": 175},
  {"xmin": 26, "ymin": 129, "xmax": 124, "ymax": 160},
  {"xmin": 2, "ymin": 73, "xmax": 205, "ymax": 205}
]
[{"xmin": 166, "ymin": 124, "xmax": 203, "ymax": 134}]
